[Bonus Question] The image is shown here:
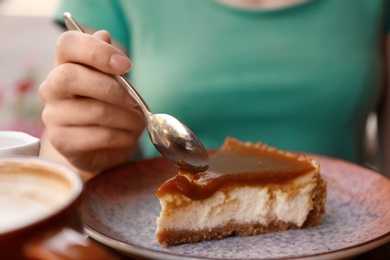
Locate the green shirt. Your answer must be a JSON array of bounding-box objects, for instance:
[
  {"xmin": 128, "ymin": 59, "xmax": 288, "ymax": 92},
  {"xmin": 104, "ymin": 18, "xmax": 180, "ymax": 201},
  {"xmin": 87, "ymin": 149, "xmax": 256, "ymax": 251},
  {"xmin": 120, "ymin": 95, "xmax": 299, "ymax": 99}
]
[{"xmin": 54, "ymin": 0, "xmax": 388, "ymax": 164}]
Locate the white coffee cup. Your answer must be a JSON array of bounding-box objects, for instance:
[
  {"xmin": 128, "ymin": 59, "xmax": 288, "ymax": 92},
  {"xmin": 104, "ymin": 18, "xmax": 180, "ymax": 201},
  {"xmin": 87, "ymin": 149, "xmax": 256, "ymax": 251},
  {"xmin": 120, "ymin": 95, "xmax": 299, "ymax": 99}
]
[{"xmin": 0, "ymin": 131, "xmax": 40, "ymax": 156}]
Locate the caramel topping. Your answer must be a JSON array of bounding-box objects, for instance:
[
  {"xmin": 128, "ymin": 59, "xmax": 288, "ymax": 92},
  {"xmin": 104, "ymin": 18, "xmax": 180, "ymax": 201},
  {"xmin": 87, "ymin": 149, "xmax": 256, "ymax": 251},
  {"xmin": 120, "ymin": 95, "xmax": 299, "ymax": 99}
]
[{"xmin": 157, "ymin": 138, "xmax": 317, "ymax": 200}]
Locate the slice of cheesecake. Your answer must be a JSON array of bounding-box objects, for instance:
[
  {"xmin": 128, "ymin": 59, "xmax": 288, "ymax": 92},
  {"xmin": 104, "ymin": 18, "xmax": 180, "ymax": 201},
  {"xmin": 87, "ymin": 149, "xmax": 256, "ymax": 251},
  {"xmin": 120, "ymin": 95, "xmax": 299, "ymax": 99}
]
[{"xmin": 155, "ymin": 137, "xmax": 327, "ymax": 246}]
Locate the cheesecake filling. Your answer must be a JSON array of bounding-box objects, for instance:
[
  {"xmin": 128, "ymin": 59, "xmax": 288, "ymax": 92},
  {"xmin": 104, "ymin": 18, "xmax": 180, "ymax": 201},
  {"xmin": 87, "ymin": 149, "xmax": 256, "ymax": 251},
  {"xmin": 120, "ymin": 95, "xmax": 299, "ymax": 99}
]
[{"xmin": 156, "ymin": 170, "xmax": 318, "ymax": 232}]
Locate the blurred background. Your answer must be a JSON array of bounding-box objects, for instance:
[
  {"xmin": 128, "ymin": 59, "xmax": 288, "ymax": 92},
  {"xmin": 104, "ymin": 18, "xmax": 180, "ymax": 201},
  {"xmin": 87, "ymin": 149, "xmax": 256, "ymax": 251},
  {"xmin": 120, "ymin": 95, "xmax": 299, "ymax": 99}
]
[
  {"xmin": 0, "ymin": 0, "xmax": 61, "ymax": 137},
  {"xmin": 0, "ymin": 0, "xmax": 379, "ymax": 169}
]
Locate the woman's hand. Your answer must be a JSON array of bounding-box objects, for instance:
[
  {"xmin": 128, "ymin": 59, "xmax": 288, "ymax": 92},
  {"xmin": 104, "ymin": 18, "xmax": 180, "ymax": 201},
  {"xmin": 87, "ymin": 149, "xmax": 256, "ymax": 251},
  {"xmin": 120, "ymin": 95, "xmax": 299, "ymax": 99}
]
[{"xmin": 39, "ymin": 30, "xmax": 145, "ymax": 174}]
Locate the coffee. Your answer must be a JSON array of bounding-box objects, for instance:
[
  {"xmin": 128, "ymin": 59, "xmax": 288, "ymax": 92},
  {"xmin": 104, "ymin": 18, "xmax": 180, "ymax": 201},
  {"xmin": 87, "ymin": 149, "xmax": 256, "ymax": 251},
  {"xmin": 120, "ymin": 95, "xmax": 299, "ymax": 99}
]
[
  {"xmin": 0, "ymin": 157, "xmax": 115, "ymax": 259},
  {"xmin": 0, "ymin": 161, "xmax": 75, "ymax": 233}
]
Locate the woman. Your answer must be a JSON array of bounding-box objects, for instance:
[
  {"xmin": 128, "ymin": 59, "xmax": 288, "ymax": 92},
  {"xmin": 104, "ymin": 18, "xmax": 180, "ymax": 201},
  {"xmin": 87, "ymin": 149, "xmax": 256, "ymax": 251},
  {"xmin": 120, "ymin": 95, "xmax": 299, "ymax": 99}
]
[{"xmin": 39, "ymin": 0, "xmax": 390, "ymax": 178}]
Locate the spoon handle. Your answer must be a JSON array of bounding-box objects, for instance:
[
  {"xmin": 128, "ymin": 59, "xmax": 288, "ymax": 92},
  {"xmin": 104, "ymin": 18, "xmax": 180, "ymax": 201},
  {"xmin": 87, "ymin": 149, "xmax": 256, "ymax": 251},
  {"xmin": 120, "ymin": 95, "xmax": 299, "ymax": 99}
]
[
  {"xmin": 63, "ymin": 12, "xmax": 152, "ymax": 116},
  {"xmin": 112, "ymin": 75, "xmax": 151, "ymax": 115}
]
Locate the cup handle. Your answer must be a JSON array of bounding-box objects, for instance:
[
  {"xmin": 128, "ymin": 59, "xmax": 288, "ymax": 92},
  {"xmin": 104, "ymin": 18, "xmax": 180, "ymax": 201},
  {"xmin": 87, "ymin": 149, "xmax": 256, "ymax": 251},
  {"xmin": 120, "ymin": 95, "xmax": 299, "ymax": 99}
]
[{"xmin": 23, "ymin": 227, "xmax": 118, "ymax": 259}]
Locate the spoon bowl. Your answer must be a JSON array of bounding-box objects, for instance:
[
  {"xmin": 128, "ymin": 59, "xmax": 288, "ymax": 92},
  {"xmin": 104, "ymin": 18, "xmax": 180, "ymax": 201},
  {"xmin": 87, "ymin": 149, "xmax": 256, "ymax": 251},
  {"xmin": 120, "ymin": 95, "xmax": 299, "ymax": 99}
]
[
  {"xmin": 147, "ymin": 113, "xmax": 209, "ymax": 172},
  {"xmin": 63, "ymin": 12, "xmax": 209, "ymax": 172}
]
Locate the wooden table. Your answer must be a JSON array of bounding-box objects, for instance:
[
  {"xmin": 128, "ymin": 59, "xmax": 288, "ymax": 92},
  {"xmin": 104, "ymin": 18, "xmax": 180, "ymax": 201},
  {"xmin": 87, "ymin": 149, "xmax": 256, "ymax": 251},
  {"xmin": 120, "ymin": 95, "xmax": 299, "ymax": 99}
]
[{"xmin": 354, "ymin": 241, "xmax": 390, "ymax": 260}]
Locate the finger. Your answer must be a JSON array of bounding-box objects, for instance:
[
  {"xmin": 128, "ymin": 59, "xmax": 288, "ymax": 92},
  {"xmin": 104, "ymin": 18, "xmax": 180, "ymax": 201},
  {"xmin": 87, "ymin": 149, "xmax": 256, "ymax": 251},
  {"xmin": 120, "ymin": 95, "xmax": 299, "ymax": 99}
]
[
  {"xmin": 42, "ymin": 98, "xmax": 145, "ymax": 133},
  {"xmin": 39, "ymin": 63, "xmax": 137, "ymax": 108},
  {"xmin": 46, "ymin": 125, "xmax": 138, "ymax": 171},
  {"xmin": 48, "ymin": 125, "xmax": 139, "ymax": 151},
  {"xmin": 93, "ymin": 30, "xmax": 111, "ymax": 44},
  {"xmin": 56, "ymin": 30, "xmax": 131, "ymax": 74}
]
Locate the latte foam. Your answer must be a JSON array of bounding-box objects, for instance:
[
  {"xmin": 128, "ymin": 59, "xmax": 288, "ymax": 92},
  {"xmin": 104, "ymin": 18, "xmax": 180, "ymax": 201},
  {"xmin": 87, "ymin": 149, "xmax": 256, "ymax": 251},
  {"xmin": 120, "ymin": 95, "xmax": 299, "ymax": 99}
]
[{"xmin": 0, "ymin": 160, "xmax": 78, "ymax": 234}]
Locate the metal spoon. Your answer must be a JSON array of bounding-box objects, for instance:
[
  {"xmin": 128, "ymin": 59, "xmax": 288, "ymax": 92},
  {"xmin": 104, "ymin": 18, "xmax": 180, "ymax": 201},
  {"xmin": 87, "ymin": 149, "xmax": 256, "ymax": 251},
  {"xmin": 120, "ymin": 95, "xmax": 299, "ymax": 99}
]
[{"xmin": 63, "ymin": 12, "xmax": 209, "ymax": 173}]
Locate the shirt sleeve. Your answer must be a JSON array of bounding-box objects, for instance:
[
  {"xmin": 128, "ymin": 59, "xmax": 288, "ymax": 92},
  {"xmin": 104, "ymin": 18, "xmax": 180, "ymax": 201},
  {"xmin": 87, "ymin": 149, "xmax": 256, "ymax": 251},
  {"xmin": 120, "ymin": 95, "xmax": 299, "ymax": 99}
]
[{"xmin": 53, "ymin": 0, "xmax": 130, "ymax": 50}]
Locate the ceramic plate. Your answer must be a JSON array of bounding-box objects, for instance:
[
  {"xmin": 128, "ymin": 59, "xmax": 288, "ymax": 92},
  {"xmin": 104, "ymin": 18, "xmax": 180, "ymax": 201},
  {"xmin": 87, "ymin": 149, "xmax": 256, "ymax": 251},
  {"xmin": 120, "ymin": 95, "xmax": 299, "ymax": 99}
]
[{"xmin": 82, "ymin": 154, "xmax": 390, "ymax": 259}]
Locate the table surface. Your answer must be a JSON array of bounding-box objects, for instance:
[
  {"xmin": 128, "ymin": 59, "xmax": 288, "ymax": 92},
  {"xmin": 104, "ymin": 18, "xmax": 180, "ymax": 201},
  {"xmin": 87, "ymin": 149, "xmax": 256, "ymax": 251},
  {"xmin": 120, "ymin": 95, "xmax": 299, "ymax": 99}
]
[{"xmin": 354, "ymin": 241, "xmax": 390, "ymax": 260}]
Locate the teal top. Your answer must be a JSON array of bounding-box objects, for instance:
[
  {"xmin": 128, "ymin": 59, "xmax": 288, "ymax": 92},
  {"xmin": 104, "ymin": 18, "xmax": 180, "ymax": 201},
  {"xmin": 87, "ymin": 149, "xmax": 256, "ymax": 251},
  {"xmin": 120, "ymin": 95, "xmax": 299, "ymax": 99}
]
[{"xmin": 54, "ymin": 0, "xmax": 388, "ymax": 164}]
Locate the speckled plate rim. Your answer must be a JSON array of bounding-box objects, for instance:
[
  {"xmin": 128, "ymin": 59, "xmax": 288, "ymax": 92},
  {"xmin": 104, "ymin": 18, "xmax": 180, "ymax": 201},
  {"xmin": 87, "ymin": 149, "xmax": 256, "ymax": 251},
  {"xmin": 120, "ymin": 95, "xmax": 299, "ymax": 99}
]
[
  {"xmin": 84, "ymin": 226, "xmax": 390, "ymax": 260},
  {"xmin": 82, "ymin": 154, "xmax": 390, "ymax": 260}
]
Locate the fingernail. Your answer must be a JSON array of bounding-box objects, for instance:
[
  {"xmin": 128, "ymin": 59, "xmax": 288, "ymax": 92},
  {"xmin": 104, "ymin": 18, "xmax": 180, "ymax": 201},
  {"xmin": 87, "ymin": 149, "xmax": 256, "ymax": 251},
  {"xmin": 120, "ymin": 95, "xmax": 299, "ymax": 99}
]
[{"xmin": 109, "ymin": 54, "xmax": 131, "ymax": 72}]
